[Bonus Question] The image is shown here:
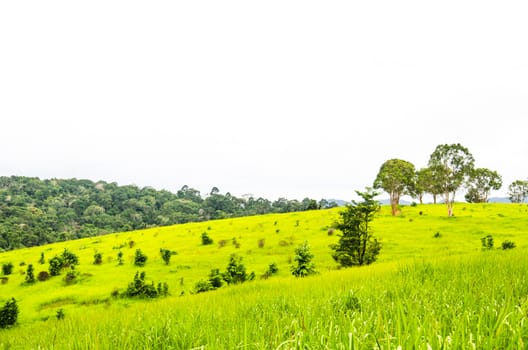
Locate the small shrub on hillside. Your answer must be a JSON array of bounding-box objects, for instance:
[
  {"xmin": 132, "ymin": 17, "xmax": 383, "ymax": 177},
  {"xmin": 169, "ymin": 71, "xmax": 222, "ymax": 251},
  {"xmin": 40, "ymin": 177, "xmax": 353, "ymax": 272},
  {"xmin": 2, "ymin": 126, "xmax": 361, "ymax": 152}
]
[
  {"xmin": 291, "ymin": 241, "xmax": 317, "ymax": 277},
  {"xmin": 63, "ymin": 267, "xmax": 79, "ymax": 285},
  {"xmin": 56, "ymin": 308, "xmax": 65, "ymax": 320},
  {"xmin": 433, "ymin": 232, "xmax": 441, "ymax": 238},
  {"xmin": 0, "ymin": 277, "xmax": 8, "ymax": 284},
  {"xmin": 2, "ymin": 262, "xmax": 13, "ymax": 275},
  {"xmin": 37, "ymin": 271, "xmax": 50, "ymax": 282},
  {"xmin": 38, "ymin": 252, "xmax": 45, "ymax": 264},
  {"xmin": 160, "ymin": 248, "xmax": 176, "ymax": 265},
  {"xmin": 128, "ymin": 240, "xmax": 135, "ymax": 248},
  {"xmin": 24, "ymin": 264, "xmax": 35, "ymax": 284},
  {"xmin": 501, "ymin": 240, "xmax": 516, "ymax": 250},
  {"xmin": 327, "ymin": 228, "xmax": 335, "ymax": 236},
  {"xmin": 217, "ymin": 239, "xmax": 228, "ymax": 248},
  {"xmin": 0, "ymin": 298, "xmax": 18, "ymax": 329},
  {"xmin": 201, "ymin": 232, "xmax": 213, "ymax": 245},
  {"xmin": 61, "ymin": 249, "xmax": 79, "ymax": 267},
  {"xmin": 481, "ymin": 235, "xmax": 494, "ymax": 250},
  {"xmin": 117, "ymin": 251, "xmax": 124, "ymax": 265},
  {"xmin": 93, "ymin": 252, "xmax": 103, "ymax": 265},
  {"xmin": 134, "ymin": 249, "xmax": 148, "ymax": 267},
  {"xmin": 258, "ymin": 239, "xmax": 265, "ymax": 248},
  {"xmin": 223, "ymin": 254, "xmax": 252, "ymax": 284},
  {"xmin": 19, "ymin": 262, "xmax": 25, "ymax": 266},
  {"xmin": 208, "ymin": 268, "xmax": 224, "ymax": 289},
  {"xmin": 194, "ymin": 279, "xmax": 214, "ymax": 294},
  {"xmin": 261, "ymin": 262, "xmax": 279, "ymax": 279},
  {"xmin": 49, "ymin": 256, "xmax": 64, "ymax": 276},
  {"xmin": 122, "ymin": 271, "xmax": 167, "ymax": 299}
]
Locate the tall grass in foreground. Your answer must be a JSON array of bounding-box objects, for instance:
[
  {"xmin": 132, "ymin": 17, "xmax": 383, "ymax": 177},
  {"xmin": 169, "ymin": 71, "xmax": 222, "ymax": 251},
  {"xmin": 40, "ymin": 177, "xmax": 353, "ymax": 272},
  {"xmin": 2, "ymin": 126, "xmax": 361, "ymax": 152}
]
[{"xmin": 2, "ymin": 249, "xmax": 528, "ymax": 349}]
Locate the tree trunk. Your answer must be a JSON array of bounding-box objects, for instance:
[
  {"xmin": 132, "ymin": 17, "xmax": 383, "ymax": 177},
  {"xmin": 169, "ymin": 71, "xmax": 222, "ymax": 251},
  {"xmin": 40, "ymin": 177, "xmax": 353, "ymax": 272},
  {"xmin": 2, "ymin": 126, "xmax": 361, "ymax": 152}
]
[
  {"xmin": 390, "ymin": 192, "xmax": 399, "ymax": 216},
  {"xmin": 445, "ymin": 191, "xmax": 453, "ymax": 216},
  {"xmin": 418, "ymin": 194, "xmax": 423, "ymax": 205},
  {"xmin": 433, "ymin": 194, "xmax": 437, "ymax": 204}
]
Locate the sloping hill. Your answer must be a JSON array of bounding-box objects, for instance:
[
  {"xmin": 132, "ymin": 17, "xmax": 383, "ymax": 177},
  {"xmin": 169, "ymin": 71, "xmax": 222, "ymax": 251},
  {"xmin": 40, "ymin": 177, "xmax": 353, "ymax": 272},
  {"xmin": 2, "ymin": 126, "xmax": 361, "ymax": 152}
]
[{"xmin": 1, "ymin": 203, "xmax": 527, "ymax": 348}]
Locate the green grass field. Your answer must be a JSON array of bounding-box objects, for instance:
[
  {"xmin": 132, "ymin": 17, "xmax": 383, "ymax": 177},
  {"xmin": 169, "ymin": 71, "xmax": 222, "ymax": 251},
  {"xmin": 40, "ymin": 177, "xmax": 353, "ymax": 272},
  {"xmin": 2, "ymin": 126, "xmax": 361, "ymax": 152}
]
[{"xmin": 1, "ymin": 203, "xmax": 527, "ymax": 349}]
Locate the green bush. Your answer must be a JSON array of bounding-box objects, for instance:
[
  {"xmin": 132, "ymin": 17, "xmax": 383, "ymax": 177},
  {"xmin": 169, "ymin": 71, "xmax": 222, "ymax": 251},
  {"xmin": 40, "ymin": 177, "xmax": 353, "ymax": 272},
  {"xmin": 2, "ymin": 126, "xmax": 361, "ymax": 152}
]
[
  {"xmin": 63, "ymin": 267, "xmax": 79, "ymax": 285},
  {"xmin": 134, "ymin": 249, "xmax": 148, "ymax": 267},
  {"xmin": 25, "ymin": 264, "xmax": 35, "ymax": 284},
  {"xmin": 223, "ymin": 254, "xmax": 250, "ymax": 284},
  {"xmin": 2, "ymin": 262, "xmax": 13, "ymax": 275},
  {"xmin": 291, "ymin": 241, "xmax": 317, "ymax": 277},
  {"xmin": 193, "ymin": 279, "xmax": 214, "ymax": 294},
  {"xmin": 61, "ymin": 249, "xmax": 79, "ymax": 267},
  {"xmin": 160, "ymin": 248, "xmax": 176, "ymax": 265},
  {"xmin": 93, "ymin": 252, "xmax": 103, "ymax": 265},
  {"xmin": 37, "ymin": 271, "xmax": 50, "ymax": 282},
  {"xmin": 0, "ymin": 298, "xmax": 18, "ymax": 329},
  {"xmin": 49, "ymin": 256, "xmax": 64, "ymax": 276},
  {"xmin": 122, "ymin": 271, "xmax": 166, "ymax": 298},
  {"xmin": 201, "ymin": 232, "xmax": 213, "ymax": 245},
  {"xmin": 501, "ymin": 240, "xmax": 516, "ymax": 250},
  {"xmin": 481, "ymin": 235, "xmax": 494, "ymax": 250}
]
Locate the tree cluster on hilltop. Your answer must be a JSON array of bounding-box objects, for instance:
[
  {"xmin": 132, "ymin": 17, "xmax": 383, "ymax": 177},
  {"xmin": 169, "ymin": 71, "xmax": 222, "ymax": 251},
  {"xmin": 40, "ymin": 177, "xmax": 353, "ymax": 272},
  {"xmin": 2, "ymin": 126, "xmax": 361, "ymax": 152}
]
[
  {"xmin": 0, "ymin": 176, "xmax": 337, "ymax": 250},
  {"xmin": 374, "ymin": 143, "xmax": 526, "ymax": 217}
]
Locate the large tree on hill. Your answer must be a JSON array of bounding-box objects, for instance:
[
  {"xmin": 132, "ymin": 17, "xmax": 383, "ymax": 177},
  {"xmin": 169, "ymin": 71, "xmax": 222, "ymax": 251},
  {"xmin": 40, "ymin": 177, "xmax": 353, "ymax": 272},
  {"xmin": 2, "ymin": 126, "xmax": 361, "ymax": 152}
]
[
  {"xmin": 428, "ymin": 143, "xmax": 475, "ymax": 216},
  {"xmin": 465, "ymin": 168, "xmax": 502, "ymax": 203},
  {"xmin": 508, "ymin": 180, "xmax": 528, "ymax": 203},
  {"xmin": 373, "ymin": 159, "xmax": 415, "ymax": 215}
]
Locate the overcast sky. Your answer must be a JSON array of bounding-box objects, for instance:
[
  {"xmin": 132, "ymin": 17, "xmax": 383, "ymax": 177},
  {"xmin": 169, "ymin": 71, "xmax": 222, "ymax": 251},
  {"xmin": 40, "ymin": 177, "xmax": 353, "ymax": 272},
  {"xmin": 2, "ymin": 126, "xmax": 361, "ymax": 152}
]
[{"xmin": 1, "ymin": 1, "xmax": 527, "ymax": 201}]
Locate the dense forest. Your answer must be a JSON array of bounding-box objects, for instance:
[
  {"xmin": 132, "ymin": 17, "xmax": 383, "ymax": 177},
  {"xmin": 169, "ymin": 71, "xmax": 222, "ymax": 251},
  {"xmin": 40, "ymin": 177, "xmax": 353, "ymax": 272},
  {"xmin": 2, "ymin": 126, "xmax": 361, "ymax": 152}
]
[{"xmin": 0, "ymin": 176, "xmax": 336, "ymax": 251}]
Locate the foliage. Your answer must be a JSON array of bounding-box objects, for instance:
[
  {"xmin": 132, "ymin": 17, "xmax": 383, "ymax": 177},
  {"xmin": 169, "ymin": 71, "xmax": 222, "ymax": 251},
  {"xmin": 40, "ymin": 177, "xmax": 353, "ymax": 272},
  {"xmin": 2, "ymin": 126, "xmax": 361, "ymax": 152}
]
[
  {"xmin": 0, "ymin": 176, "xmax": 327, "ymax": 250},
  {"xmin": 331, "ymin": 189, "xmax": 381, "ymax": 267},
  {"xmin": 2, "ymin": 262, "xmax": 13, "ymax": 275},
  {"xmin": 61, "ymin": 249, "xmax": 80, "ymax": 267},
  {"xmin": 56, "ymin": 308, "xmax": 65, "ymax": 320},
  {"xmin": 134, "ymin": 249, "xmax": 148, "ymax": 267},
  {"xmin": 63, "ymin": 267, "xmax": 80, "ymax": 285},
  {"xmin": 122, "ymin": 271, "xmax": 167, "ymax": 299},
  {"xmin": 208, "ymin": 268, "xmax": 224, "ymax": 289},
  {"xmin": 465, "ymin": 168, "xmax": 502, "ymax": 203},
  {"xmin": 501, "ymin": 240, "xmax": 516, "ymax": 250},
  {"xmin": 428, "ymin": 143, "xmax": 475, "ymax": 216},
  {"xmin": 37, "ymin": 271, "xmax": 50, "ymax": 282},
  {"xmin": 48, "ymin": 256, "xmax": 64, "ymax": 276},
  {"xmin": 481, "ymin": 235, "xmax": 494, "ymax": 250},
  {"xmin": 38, "ymin": 252, "xmax": 45, "ymax": 264},
  {"xmin": 223, "ymin": 254, "xmax": 251, "ymax": 284},
  {"xmin": 193, "ymin": 279, "xmax": 214, "ymax": 294},
  {"xmin": 117, "ymin": 251, "xmax": 124, "ymax": 265},
  {"xmin": 508, "ymin": 180, "xmax": 528, "ymax": 203},
  {"xmin": 93, "ymin": 252, "xmax": 103, "ymax": 265},
  {"xmin": 25, "ymin": 264, "xmax": 35, "ymax": 284},
  {"xmin": 373, "ymin": 159, "xmax": 416, "ymax": 215},
  {"xmin": 291, "ymin": 241, "xmax": 317, "ymax": 277},
  {"xmin": 160, "ymin": 248, "xmax": 176, "ymax": 265},
  {"xmin": 201, "ymin": 232, "xmax": 214, "ymax": 245},
  {"xmin": 0, "ymin": 298, "xmax": 18, "ymax": 329}
]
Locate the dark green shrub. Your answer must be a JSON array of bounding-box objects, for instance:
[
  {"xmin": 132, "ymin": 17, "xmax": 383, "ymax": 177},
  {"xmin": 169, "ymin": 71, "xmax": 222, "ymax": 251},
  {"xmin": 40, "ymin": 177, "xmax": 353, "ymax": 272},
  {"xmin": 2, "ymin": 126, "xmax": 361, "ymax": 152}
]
[
  {"xmin": 123, "ymin": 271, "xmax": 165, "ymax": 298},
  {"xmin": 56, "ymin": 308, "xmax": 65, "ymax": 320},
  {"xmin": 194, "ymin": 279, "xmax": 214, "ymax": 294},
  {"xmin": 201, "ymin": 232, "xmax": 213, "ymax": 245},
  {"xmin": 291, "ymin": 241, "xmax": 317, "ymax": 277},
  {"xmin": 38, "ymin": 252, "xmax": 45, "ymax": 265},
  {"xmin": 134, "ymin": 249, "xmax": 148, "ymax": 267},
  {"xmin": 223, "ymin": 254, "xmax": 249, "ymax": 284},
  {"xmin": 433, "ymin": 232, "xmax": 441, "ymax": 238},
  {"xmin": 0, "ymin": 277, "xmax": 7, "ymax": 284},
  {"xmin": 501, "ymin": 240, "xmax": 516, "ymax": 250},
  {"xmin": 25, "ymin": 264, "xmax": 35, "ymax": 284},
  {"xmin": 61, "ymin": 249, "xmax": 79, "ymax": 267},
  {"xmin": 258, "ymin": 239, "xmax": 265, "ymax": 248},
  {"xmin": 208, "ymin": 268, "xmax": 224, "ymax": 289},
  {"xmin": 261, "ymin": 262, "xmax": 279, "ymax": 279},
  {"xmin": 37, "ymin": 271, "xmax": 50, "ymax": 282},
  {"xmin": 160, "ymin": 248, "xmax": 176, "ymax": 265},
  {"xmin": 481, "ymin": 235, "xmax": 494, "ymax": 250},
  {"xmin": 117, "ymin": 251, "xmax": 124, "ymax": 265},
  {"xmin": 93, "ymin": 252, "xmax": 103, "ymax": 265},
  {"xmin": 0, "ymin": 298, "xmax": 18, "ymax": 329},
  {"xmin": 2, "ymin": 262, "xmax": 13, "ymax": 275},
  {"xmin": 49, "ymin": 256, "xmax": 64, "ymax": 276}
]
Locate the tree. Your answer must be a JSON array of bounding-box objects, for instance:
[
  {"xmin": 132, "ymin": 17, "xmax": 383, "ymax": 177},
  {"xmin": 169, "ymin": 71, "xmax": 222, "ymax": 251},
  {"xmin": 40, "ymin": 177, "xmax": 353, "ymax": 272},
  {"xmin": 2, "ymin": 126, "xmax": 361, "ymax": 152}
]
[
  {"xmin": 428, "ymin": 143, "xmax": 475, "ymax": 216},
  {"xmin": 0, "ymin": 298, "xmax": 18, "ymax": 328},
  {"xmin": 508, "ymin": 180, "xmax": 528, "ymax": 203},
  {"xmin": 374, "ymin": 159, "xmax": 415, "ymax": 215},
  {"xmin": 134, "ymin": 249, "xmax": 148, "ymax": 267},
  {"xmin": 465, "ymin": 168, "xmax": 502, "ymax": 203},
  {"xmin": 291, "ymin": 241, "xmax": 317, "ymax": 277},
  {"xmin": 223, "ymin": 254, "xmax": 250, "ymax": 284},
  {"xmin": 330, "ymin": 189, "xmax": 381, "ymax": 267},
  {"xmin": 25, "ymin": 264, "xmax": 35, "ymax": 284},
  {"xmin": 160, "ymin": 248, "xmax": 176, "ymax": 265}
]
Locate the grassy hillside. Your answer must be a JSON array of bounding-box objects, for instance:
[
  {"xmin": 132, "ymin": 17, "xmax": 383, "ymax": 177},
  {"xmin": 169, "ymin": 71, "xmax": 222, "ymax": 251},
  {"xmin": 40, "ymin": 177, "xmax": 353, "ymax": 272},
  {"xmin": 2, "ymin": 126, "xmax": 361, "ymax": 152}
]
[{"xmin": 1, "ymin": 203, "xmax": 527, "ymax": 349}]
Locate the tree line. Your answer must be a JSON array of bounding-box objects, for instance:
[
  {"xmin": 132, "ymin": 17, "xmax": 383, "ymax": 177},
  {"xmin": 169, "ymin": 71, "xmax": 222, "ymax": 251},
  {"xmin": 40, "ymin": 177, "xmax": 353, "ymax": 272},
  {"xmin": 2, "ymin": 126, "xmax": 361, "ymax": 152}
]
[
  {"xmin": 373, "ymin": 143, "xmax": 528, "ymax": 216},
  {"xmin": 0, "ymin": 176, "xmax": 337, "ymax": 251}
]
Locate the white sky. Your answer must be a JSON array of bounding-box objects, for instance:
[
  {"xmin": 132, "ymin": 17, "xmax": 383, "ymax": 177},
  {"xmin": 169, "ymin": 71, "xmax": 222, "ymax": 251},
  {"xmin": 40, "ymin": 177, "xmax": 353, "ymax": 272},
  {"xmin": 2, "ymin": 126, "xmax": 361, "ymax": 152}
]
[{"xmin": 1, "ymin": 1, "xmax": 527, "ymax": 201}]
